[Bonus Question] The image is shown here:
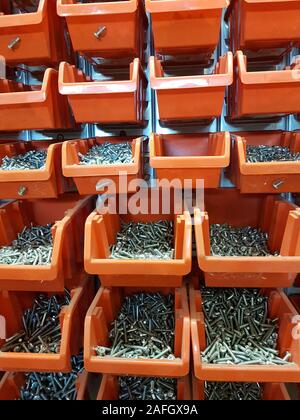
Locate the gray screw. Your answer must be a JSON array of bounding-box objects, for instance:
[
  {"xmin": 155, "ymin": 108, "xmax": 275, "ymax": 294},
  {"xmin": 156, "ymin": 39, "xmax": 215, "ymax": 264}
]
[
  {"xmin": 205, "ymin": 382, "xmax": 262, "ymax": 401},
  {"xmin": 18, "ymin": 186, "xmax": 27, "ymax": 197},
  {"xmin": 79, "ymin": 142, "xmax": 133, "ymax": 166},
  {"xmin": 8, "ymin": 36, "xmax": 21, "ymax": 50},
  {"xmin": 246, "ymin": 145, "xmax": 300, "ymax": 163},
  {"xmin": 0, "ymin": 150, "xmax": 47, "ymax": 171},
  {"xmin": 119, "ymin": 376, "xmax": 177, "ymax": 400},
  {"xmin": 272, "ymin": 179, "xmax": 285, "ymax": 190},
  {"xmin": 94, "ymin": 26, "xmax": 107, "ymax": 39}
]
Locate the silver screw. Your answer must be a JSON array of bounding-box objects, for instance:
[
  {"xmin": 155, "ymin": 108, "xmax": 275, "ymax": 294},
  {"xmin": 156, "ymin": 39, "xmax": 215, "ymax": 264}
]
[
  {"xmin": 94, "ymin": 26, "xmax": 107, "ymax": 40},
  {"xmin": 8, "ymin": 36, "xmax": 21, "ymax": 50}
]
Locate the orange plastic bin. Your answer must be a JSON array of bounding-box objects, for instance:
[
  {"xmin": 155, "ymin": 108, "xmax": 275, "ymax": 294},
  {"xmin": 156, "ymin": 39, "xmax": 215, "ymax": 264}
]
[
  {"xmin": 0, "ymin": 272, "xmax": 94, "ymax": 373},
  {"xmin": 195, "ymin": 189, "xmax": 300, "ymax": 288},
  {"xmin": 190, "ymin": 286, "xmax": 300, "ymax": 383},
  {"xmin": 97, "ymin": 374, "xmax": 191, "ymax": 400},
  {"xmin": 192, "ymin": 377, "xmax": 291, "ymax": 400},
  {"xmin": 0, "ymin": 0, "xmax": 70, "ymax": 65},
  {"xmin": 0, "ymin": 69, "xmax": 73, "ymax": 131},
  {"xmin": 150, "ymin": 53, "xmax": 233, "ymax": 122},
  {"xmin": 57, "ymin": 0, "xmax": 146, "ymax": 59},
  {"xmin": 227, "ymin": 0, "xmax": 300, "ymax": 59},
  {"xmin": 150, "ymin": 132, "xmax": 230, "ymax": 189},
  {"xmin": 84, "ymin": 285, "xmax": 190, "ymax": 377},
  {"xmin": 146, "ymin": 0, "xmax": 227, "ymax": 58},
  {"xmin": 229, "ymin": 51, "xmax": 300, "ymax": 119},
  {"xmin": 229, "ymin": 131, "xmax": 300, "ymax": 193},
  {"xmin": 62, "ymin": 137, "xmax": 144, "ymax": 195},
  {"xmin": 0, "ymin": 140, "xmax": 74, "ymax": 199},
  {"xmin": 59, "ymin": 59, "xmax": 146, "ymax": 125},
  {"xmin": 0, "ymin": 195, "xmax": 94, "ymax": 292},
  {"xmin": 84, "ymin": 199, "xmax": 192, "ymax": 287}
]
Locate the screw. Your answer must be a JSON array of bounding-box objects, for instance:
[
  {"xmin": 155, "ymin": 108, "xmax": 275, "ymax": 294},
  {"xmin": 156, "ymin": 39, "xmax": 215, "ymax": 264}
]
[
  {"xmin": 94, "ymin": 26, "xmax": 107, "ymax": 39},
  {"xmin": 205, "ymin": 382, "xmax": 262, "ymax": 400},
  {"xmin": 272, "ymin": 179, "xmax": 285, "ymax": 190},
  {"xmin": 18, "ymin": 186, "xmax": 27, "ymax": 197},
  {"xmin": 246, "ymin": 145, "xmax": 300, "ymax": 163},
  {"xmin": 79, "ymin": 142, "xmax": 133, "ymax": 166},
  {"xmin": 8, "ymin": 36, "xmax": 21, "ymax": 50},
  {"xmin": 0, "ymin": 150, "xmax": 47, "ymax": 171},
  {"xmin": 119, "ymin": 376, "xmax": 177, "ymax": 400}
]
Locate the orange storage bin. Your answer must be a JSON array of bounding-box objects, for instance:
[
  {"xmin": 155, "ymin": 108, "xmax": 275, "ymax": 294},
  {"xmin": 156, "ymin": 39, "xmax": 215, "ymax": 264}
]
[
  {"xmin": 229, "ymin": 131, "xmax": 300, "ymax": 193},
  {"xmin": 0, "ymin": 69, "xmax": 73, "ymax": 131},
  {"xmin": 84, "ymin": 285, "xmax": 190, "ymax": 376},
  {"xmin": 150, "ymin": 132, "xmax": 230, "ymax": 189},
  {"xmin": 190, "ymin": 286, "xmax": 300, "ymax": 382},
  {"xmin": 146, "ymin": 0, "xmax": 227, "ymax": 58},
  {"xmin": 150, "ymin": 53, "xmax": 233, "ymax": 122},
  {"xmin": 0, "ymin": 195, "xmax": 94, "ymax": 292},
  {"xmin": 57, "ymin": 0, "xmax": 146, "ymax": 59},
  {"xmin": 97, "ymin": 374, "xmax": 191, "ymax": 400},
  {"xmin": 62, "ymin": 137, "xmax": 144, "ymax": 195},
  {"xmin": 84, "ymin": 200, "xmax": 192, "ymax": 287},
  {"xmin": 227, "ymin": 0, "xmax": 300, "ymax": 59},
  {"xmin": 195, "ymin": 189, "xmax": 300, "ymax": 288},
  {"xmin": 0, "ymin": 272, "xmax": 94, "ymax": 373},
  {"xmin": 0, "ymin": 0, "xmax": 70, "ymax": 66},
  {"xmin": 0, "ymin": 370, "xmax": 89, "ymax": 400},
  {"xmin": 229, "ymin": 51, "xmax": 300, "ymax": 119},
  {"xmin": 59, "ymin": 59, "xmax": 146, "ymax": 125},
  {"xmin": 0, "ymin": 140, "xmax": 74, "ymax": 199},
  {"xmin": 192, "ymin": 377, "xmax": 291, "ymax": 400}
]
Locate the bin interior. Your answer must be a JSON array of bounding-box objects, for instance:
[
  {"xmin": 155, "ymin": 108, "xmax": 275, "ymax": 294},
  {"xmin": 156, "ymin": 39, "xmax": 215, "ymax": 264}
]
[
  {"xmin": 0, "ymin": 141, "xmax": 51, "ymax": 166},
  {"xmin": 0, "ymin": 0, "xmax": 39, "ymax": 14}
]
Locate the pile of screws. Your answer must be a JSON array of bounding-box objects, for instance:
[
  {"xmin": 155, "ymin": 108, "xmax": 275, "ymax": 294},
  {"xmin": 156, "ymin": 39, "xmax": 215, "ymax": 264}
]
[
  {"xmin": 0, "ymin": 224, "xmax": 53, "ymax": 265},
  {"xmin": 110, "ymin": 221, "xmax": 174, "ymax": 260},
  {"xmin": 0, "ymin": 290, "xmax": 70, "ymax": 354},
  {"xmin": 18, "ymin": 354, "xmax": 84, "ymax": 400},
  {"xmin": 201, "ymin": 288, "xmax": 293, "ymax": 366},
  {"xmin": 0, "ymin": 150, "xmax": 47, "ymax": 171},
  {"xmin": 205, "ymin": 382, "xmax": 262, "ymax": 401},
  {"xmin": 119, "ymin": 377, "xmax": 177, "ymax": 400},
  {"xmin": 78, "ymin": 142, "xmax": 133, "ymax": 166},
  {"xmin": 246, "ymin": 145, "xmax": 300, "ymax": 163},
  {"xmin": 95, "ymin": 292, "xmax": 176, "ymax": 360},
  {"xmin": 210, "ymin": 224, "xmax": 278, "ymax": 257}
]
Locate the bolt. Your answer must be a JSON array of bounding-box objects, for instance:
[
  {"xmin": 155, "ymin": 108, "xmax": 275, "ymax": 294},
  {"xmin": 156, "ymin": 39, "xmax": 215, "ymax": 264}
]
[
  {"xmin": 94, "ymin": 26, "xmax": 107, "ymax": 39},
  {"xmin": 18, "ymin": 186, "xmax": 27, "ymax": 197},
  {"xmin": 0, "ymin": 150, "xmax": 47, "ymax": 171},
  {"xmin": 8, "ymin": 37, "xmax": 21, "ymax": 50},
  {"xmin": 119, "ymin": 376, "xmax": 176, "ymax": 400},
  {"xmin": 79, "ymin": 141, "xmax": 133, "ymax": 166},
  {"xmin": 272, "ymin": 179, "xmax": 285, "ymax": 190},
  {"xmin": 246, "ymin": 145, "xmax": 300, "ymax": 163}
]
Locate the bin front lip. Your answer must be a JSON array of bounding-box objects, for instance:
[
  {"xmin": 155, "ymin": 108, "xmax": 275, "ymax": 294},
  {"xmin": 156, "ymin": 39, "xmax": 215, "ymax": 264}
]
[
  {"xmin": 236, "ymin": 137, "xmax": 300, "ymax": 175},
  {"xmin": 0, "ymin": 0, "xmax": 45, "ymax": 28},
  {"xmin": 57, "ymin": 0, "xmax": 138, "ymax": 16},
  {"xmin": 146, "ymin": 0, "xmax": 228, "ymax": 13},
  {"xmin": 59, "ymin": 60, "xmax": 139, "ymax": 95},
  {"xmin": 62, "ymin": 138, "xmax": 142, "ymax": 177}
]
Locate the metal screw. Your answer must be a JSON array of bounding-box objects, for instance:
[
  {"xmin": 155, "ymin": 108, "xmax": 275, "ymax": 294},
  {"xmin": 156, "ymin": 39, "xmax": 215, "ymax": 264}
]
[
  {"xmin": 0, "ymin": 150, "xmax": 47, "ymax": 171},
  {"xmin": 246, "ymin": 145, "xmax": 300, "ymax": 163},
  {"xmin": 94, "ymin": 26, "xmax": 107, "ymax": 39},
  {"xmin": 119, "ymin": 376, "xmax": 177, "ymax": 400},
  {"xmin": 79, "ymin": 142, "xmax": 133, "ymax": 166},
  {"xmin": 18, "ymin": 186, "xmax": 27, "ymax": 197},
  {"xmin": 272, "ymin": 179, "xmax": 285, "ymax": 190},
  {"xmin": 205, "ymin": 382, "xmax": 262, "ymax": 401},
  {"xmin": 8, "ymin": 36, "xmax": 21, "ymax": 50}
]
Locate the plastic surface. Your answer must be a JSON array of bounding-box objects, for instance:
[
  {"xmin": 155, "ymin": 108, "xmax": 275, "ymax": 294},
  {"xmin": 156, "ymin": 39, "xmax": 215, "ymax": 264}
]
[
  {"xmin": 62, "ymin": 137, "xmax": 144, "ymax": 195},
  {"xmin": 84, "ymin": 198, "xmax": 192, "ymax": 287},
  {"xmin": 146, "ymin": 0, "xmax": 227, "ymax": 57},
  {"xmin": 97, "ymin": 374, "xmax": 191, "ymax": 400},
  {"xmin": 84, "ymin": 285, "xmax": 190, "ymax": 376},
  {"xmin": 194, "ymin": 189, "xmax": 300, "ymax": 287},
  {"xmin": 57, "ymin": 0, "xmax": 146, "ymax": 59},
  {"xmin": 0, "ymin": 272, "xmax": 94, "ymax": 372},
  {"xmin": 0, "ymin": 0, "xmax": 70, "ymax": 65},
  {"xmin": 192, "ymin": 377, "xmax": 291, "ymax": 400},
  {"xmin": 229, "ymin": 51, "xmax": 300, "ymax": 118},
  {"xmin": 0, "ymin": 141, "xmax": 74, "ymax": 199},
  {"xmin": 150, "ymin": 132, "xmax": 230, "ymax": 189},
  {"xmin": 0, "ymin": 69, "xmax": 74, "ymax": 131},
  {"xmin": 229, "ymin": 131, "xmax": 300, "ymax": 193},
  {"xmin": 150, "ymin": 53, "xmax": 233, "ymax": 122},
  {"xmin": 58, "ymin": 59, "xmax": 146, "ymax": 125},
  {"xmin": 190, "ymin": 285, "xmax": 300, "ymax": 382},
  {"xmin": 0, "ymin": 195, "xmax": 94, "ymax": 291}
]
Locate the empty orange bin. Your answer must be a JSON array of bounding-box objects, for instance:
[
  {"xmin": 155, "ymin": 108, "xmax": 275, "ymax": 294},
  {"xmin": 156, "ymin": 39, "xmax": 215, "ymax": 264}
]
[
  {"xmin": 84, "ymin": 198, "xmax": 192, "ymax": 287},
  {"xmin": 59, "ymin": 59, "xmax": 146, "ymax": 125},
  {"xmin": 57, "ymin": 0, "xmax": 146, "ymax": 59},
  {"xmin": 97, "ymin": 374, "xmax": 191, "ymax": 400},
  {"xmin": 190, "ymin": 286, "xmax": 300, "ymax": 383},
  {"xmin": 150, "ymin": 53, "xmax": 233, "ymax": 122},
  {"xmin": 0, "ymin": 140, "xmax": 74, "ymax": 199},
  {"xmin": 227, "ymin": 0, "xmax": 300, "ymax": 57},
  {"xmin": 0, "ymin": 273, "xmax": 94, "ymax": 373},
  {"xmin": 0, "ymin": 195, "xmax": 94, "ymax": 292},
  {"xmin": 192, "ymin": 377, "xmax": 291, "ymax": 400},
  {"xmin": 0, "ymin": 69, "xmax": 73, "ymax": 131},
  {"xmin": 195, "ymin": 189, "xmax": 300, "ymax": 288},
  {"xmin": 230, "ymin": 131, "xmax": 300, "ymax": 193},
  {"xmin": 146, "ymin": 0, "xmax": 227, "ymax": 58},
  {"xmin": 62, "ymin": 137, "xmax": 144, "ymax": 195},
  {"xmin": 0, "ymin": 0, "xmax": 70, "ymax": 66},
  {"xmin": 150, "ymin": 132, "xmax": 230, "ymax": 189},
  {"xmin": 84, "ymin": 285, "xmax": 190, "ymax": 377},
  {"xmin": 229, "ymin": 51, "xmax": 300, "ymax": 119}
]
